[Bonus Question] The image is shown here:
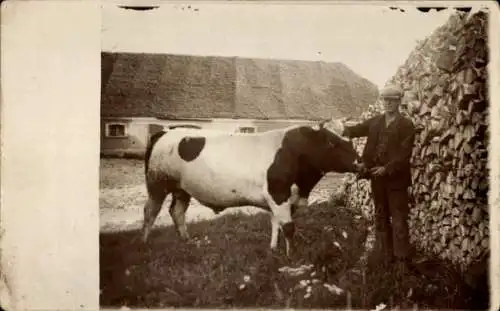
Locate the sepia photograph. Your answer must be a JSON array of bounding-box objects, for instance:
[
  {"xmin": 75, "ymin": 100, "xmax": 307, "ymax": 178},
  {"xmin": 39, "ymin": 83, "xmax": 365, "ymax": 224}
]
[
  {"xmin": 1, "ymin": 1, "xmax": 498, "ymax": 310},
  {"xmin": 98, "ymin": 2, "xmax": 494, "ymax": 310}
]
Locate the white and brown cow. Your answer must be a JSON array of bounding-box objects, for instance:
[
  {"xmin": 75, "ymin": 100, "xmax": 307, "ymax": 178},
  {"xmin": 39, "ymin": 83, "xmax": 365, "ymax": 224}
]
[{"xmin": 141, "ymin": 119, "xmax": 362, "ymax": 256}]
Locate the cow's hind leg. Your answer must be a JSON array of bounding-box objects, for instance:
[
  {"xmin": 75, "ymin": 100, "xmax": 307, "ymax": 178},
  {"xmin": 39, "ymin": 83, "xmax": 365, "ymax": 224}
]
[
  {"xmin": 142, "ymin": 188, "xmax": 168, "ymax": 243},
  {"xmin": 169, "ymin": 189, "xmax": 192, "ymax": 240}
]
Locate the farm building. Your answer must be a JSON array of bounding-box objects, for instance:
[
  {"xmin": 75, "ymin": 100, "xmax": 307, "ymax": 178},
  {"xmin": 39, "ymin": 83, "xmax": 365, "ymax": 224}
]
[{"xmin": 100, "ymin": 52, "xmax": 379, "ymax": 157}]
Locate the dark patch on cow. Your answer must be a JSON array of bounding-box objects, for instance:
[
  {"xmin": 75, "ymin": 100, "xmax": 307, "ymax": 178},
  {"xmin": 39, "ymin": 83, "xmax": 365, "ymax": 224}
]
[
  {"xmin": 144, "ymin": 130, "xmax": 166, "ymax": 175},
  {"xmin": 266, "ymin": 146, "xmax": 298, "ymax": 205},
  {"xmin": 267, "ymin": 125, "xmax": 359, "ymax": 205},
  {"xmin": 266, "ymin": 127, "xmax": 323, "ymax": 205},
  {"xmin": 267, "ymin": 126, "xmax": 328, "ymax": 204},
  {"xmin": 178, "ymin": 136, "xmax": 206, "ymax": 162},
  {"xmin": 296, "ymin": 156, "xmax": 324, "ymax": 197}
]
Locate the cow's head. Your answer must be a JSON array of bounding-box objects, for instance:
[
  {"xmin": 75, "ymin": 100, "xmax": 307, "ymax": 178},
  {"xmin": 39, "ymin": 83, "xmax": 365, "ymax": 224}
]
[{"xmin": 287, "ymin": 119, "xmax": 362, "ymax": 174}]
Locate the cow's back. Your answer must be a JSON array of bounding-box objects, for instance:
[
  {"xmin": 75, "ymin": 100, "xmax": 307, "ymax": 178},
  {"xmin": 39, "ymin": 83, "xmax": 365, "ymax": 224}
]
[
  {"xmin": 147, "ymin": 128, "xmax": 289, "ymax": 208},
  {"xmin": 150, "ymin": 128, "xmax": 287, "ymax": 173},
  {"xmin": 201, "ymin": 130, "xmax": 286, "ymax": 172}
]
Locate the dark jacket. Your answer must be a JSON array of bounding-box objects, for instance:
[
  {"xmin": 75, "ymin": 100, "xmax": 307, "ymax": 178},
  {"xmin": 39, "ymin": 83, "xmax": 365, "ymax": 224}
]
[{"xmin": 343, "ymin": 113, "xmax": 415, "ymax": 189}]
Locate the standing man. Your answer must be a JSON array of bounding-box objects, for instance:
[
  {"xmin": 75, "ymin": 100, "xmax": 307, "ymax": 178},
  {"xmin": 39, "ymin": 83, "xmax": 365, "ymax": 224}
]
[{"xmin": 342, "ymin": 85, "xmax": 416, "ymax": 275}]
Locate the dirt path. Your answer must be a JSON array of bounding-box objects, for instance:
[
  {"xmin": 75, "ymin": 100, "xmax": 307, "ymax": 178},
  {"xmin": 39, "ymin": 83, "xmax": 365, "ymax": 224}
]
[
  {"xmin": 100, "ymin": 199, "xmax": 264, "ymax": 233},
  {"xmin": 100, "ymin": 190, "xmax": 329, "ymax": 233},
  {"xmin": 100, "ymin": 173, "xmax": 343, "ymax": 233}
]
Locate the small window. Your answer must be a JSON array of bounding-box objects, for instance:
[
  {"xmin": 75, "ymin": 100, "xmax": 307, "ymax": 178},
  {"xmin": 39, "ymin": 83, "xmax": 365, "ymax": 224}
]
[
  {"xmin": 239, "ymin": 126, "xmax": 256, "ymax": 133},
  {"xmin": 105, "ymin": 123, "xmax": 127, "ymax": 137}
]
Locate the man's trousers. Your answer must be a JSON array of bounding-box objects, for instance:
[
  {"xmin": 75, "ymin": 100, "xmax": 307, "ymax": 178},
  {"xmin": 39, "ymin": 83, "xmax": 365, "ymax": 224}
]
[{"xmin": 370, "ymin": 176, "xmax": 411, "ymax": 263}]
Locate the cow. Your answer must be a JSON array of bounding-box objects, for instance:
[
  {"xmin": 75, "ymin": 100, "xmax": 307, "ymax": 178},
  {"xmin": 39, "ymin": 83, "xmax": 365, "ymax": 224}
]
[{"xmin": 141, "ymin": 119, "xmax": 363, "ymax": 256}]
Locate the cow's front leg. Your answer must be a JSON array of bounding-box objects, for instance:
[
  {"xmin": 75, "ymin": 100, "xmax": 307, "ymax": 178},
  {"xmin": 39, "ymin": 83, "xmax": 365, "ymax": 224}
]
[
  {"xmin": 264, "ymin": 183, "xmax": 296, "ymax": 256},
  {"xmin": 279, "ymin": 205, "xmax": 294, "ymax": 257},
  {"xmin": 270, "ymin": 214, "xmax": 280, "ymax": 250},
  {"xmin": 269, "ymin": 201, "xmax": 294, "ymax": 257}
]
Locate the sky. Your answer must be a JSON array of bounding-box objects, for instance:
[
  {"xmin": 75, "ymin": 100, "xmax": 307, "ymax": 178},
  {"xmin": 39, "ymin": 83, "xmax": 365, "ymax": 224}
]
[{"xmin": 101, "ymin": 3, "xmax": 455, "ymax": 89}]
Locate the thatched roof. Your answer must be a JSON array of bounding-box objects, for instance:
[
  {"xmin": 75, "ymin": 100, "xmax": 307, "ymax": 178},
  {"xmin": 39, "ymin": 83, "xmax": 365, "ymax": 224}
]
[{"xmin": 101, "ymin": 52, "xmax": 379, "ymax": 120}]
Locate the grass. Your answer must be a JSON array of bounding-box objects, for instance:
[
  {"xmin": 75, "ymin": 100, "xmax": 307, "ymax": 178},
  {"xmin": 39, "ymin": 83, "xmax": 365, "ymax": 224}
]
[
  {"xmin": 100, "ymin": 201, "xmax": 369, "ymax": 309},
  {"xmin": 99, "ymin": 202, "xmax": 487, "ymax": 309},
  {"xmin": 100, "ymin": 158, "xmax": 489, "ymax": 310}
]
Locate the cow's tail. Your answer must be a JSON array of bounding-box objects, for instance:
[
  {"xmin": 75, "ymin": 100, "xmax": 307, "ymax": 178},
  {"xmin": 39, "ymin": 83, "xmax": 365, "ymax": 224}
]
[{"xmin": 144, "ymin": 130, "xmax": 167, "ymax": 176}]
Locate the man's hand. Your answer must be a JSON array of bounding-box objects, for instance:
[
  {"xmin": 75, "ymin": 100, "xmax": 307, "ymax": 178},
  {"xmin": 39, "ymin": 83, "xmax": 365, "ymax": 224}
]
[{"xmin": 370, "ymin": 166, "xmax": 386, "ymax": 177}]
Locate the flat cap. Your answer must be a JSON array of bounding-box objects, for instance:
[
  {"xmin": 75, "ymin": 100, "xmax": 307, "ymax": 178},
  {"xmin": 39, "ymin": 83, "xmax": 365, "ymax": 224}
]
[{"xmin": 380, "ymin": 85, "xmax": 403, "ymax": 99}]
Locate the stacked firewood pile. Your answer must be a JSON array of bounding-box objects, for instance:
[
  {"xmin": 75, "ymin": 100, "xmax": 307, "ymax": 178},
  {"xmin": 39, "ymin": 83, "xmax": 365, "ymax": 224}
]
[{"xmin": 341, "ymin": 9, "xmax": 489, "ymax": 270}]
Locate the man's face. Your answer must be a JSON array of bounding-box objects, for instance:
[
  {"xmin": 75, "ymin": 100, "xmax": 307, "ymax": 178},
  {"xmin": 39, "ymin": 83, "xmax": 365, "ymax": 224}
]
[{"xmin": 383, "ymin": 97, "xmax": 400, "ymax": 114}]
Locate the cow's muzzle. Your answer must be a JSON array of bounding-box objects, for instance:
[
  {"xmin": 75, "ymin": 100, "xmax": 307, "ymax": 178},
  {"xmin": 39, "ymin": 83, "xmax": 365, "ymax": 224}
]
[
  {"xmin": 353, "ymin": 159, "xmax": 365, "ymax": 172},
  {"xmin": 354, "ymin": 159, "xmax": 372, "ymax": 180}
]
